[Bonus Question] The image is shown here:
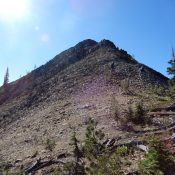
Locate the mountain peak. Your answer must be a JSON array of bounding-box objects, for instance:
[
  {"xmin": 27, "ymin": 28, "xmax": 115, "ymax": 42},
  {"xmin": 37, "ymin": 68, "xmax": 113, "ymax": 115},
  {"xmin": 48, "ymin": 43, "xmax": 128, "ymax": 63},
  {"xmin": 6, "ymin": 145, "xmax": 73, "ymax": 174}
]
[
  {"xmin": 98, "ymin": 39, "xmax": 116, "ymax": 49},
  {"xmin": 75, "ymin": 39, "xmax": 97, "ymax": 49},
  {"xmin": 74, "ymin": 39, "xmax": 116, "ymax": 50},
  {"xmin": 0, "ymin": 38, "xmax": 170, "ymax": 170}
]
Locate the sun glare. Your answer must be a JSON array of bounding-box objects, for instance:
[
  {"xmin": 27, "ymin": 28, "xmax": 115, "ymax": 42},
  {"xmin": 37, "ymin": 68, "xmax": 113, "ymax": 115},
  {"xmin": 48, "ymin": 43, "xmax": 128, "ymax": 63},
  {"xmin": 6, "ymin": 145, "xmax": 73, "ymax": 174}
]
[{"xmin": 0, "ymin": 0, "xmax": 28, "ymax": 21}]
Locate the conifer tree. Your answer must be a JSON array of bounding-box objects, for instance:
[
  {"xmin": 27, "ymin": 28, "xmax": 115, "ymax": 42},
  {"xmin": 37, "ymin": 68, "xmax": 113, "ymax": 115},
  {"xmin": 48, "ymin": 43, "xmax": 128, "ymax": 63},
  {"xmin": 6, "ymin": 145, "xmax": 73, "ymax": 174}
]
[
  {"xmin": 3, "ymin": 67, "xmax": 9, "ymax": 86},
  {"xmin": 69, "ymin": 131, "xmax": 85, "ymax": 175},
  {"xmin": 167, "ymin": 48, "xmax": 175, "ymax": 76},
  {"xmin": 138, "ymin": 135, "xmax": 175, "ymax": 175},
  {"xmin": 83, "ymin": 118, "xmax": 105, "ymax": 161},
  {"xmin": 60, "ymin": 132, "xmax": 85, "ymax": 175},
  {"xmin": 2, "ymin": 67, "xmax": 10, "ymax": 100},
  {"xmin": 167, "ymin": 48, "xmax": 175, "ymax": 97}
]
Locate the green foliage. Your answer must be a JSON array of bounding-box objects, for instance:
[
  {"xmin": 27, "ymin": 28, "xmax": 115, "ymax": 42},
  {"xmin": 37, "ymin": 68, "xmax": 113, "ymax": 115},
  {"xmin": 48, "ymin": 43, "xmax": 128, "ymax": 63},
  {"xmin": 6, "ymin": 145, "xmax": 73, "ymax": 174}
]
[
  {"xmin": 168, "ymin": 78, "xmax": 175, "ymax": 99},
  {"xmin": 138, "ymin": 135, "xmax": 175, "ymax": 175},
  {"xmin": 86, "ymin": 146, "xmax": 127, "ymax": 175},
  {"xmin": 0, "ymin": 159, "xmax": 11, "ymax": 175},
  {"xmin": 52, "ymin": 167, "xmax": 63, "ymax": 175},
  {"xmin": 148, "ymin": 85, "xmax": 164, "ymax": 96},
  {"xmin": 148, "ymin": 136, "xmax": 175, "ymax": 173},
  {"xmin": 87, "ymin": 150, "xmax": 121, "ymax": 175},
  {"xmin": 82, "ymin": 118, "xmax": 127, "ymax": 175},
  {"xmin": 0, "ymin": 166, "xmax": 25, "ymax": 175},
  {"xmin": 167, "ymin": 48, "xmax": 175, "ymax": 98},
  {"xmin": 125, "ymin": 105, "xmax": 134, "ymax": 122},
  {"xmin": 132, "ymin": 101, "xmax": 147, "ymax": 125},
  {"xmin": 138, "ymin": 149, "xmax": 163, "ymax": 175},
  {"xmin": 70, "ymin": 132, "xmax": 83, "ymax": 161},
  {"xmin": 58, "ymin": 118, "xmax": 127, "ymax": 175},
  {"xmin": 9, "ymin": 171, "xmax": 25, "ymax": 175},
  {"xmin": 83, "ymin": 118, "xmax": 105, "ymax": 161},
  {"xmin": 167, "ymin": 60, "xmax": 175, "ymax": 75},
  {"xmin": 116, "ymin": 146, "xmax": 128, "ymax": 156},
  {"xmin": 167, "ymin": 48, "xmax": 175, "ymax": 76},
  {"xmin": 61, "ymin": 161, "xmax": 85, "ymax": 175},
  {"xmin": 57, "ymin": 132, "xmax": 85, "ymax": 175},
  {"xmin": 44, "ymin": 138, "xmax": 56, "ymax": 151},
  {"xmin": 125, "ymin": 102, "xmax": 149, "ymax": 125},
  {"xmin": 137, "ymin": 85, "xmax": 171, "ymax": 111},
  {"xmin": 69, "ymin": 132, "xmax": 85, "ymax": 175},
  {"xmin": 134, "ymin": 101, "xmax": 145, "ymax": 124}
]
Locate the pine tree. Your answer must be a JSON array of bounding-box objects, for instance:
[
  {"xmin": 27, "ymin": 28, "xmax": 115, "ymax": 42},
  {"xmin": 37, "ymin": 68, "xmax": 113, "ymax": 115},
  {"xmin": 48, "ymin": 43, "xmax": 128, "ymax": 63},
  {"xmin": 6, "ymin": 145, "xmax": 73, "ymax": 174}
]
[
  {"xmin": 60, "ymin": 132, "xmax": 85, "ymax": 175},
  {"xmin": 138, "ymin": 135, "xmax": 175, "ymax": 175},
  {"xmin": 2, "ymin": 67, "xmax": 10, "ymax": 101},
  {"xmin": 167, "ymin": 48, "xmax": 175, "ymax": 97},
  {"xmin": 83, "ymin": 118, "xmax": 105, "ymax": 161},
  {"xmin": 69, "ymin": 131, "xmax": 85, "ymax": 175},
  {"xmin": 134, "ymin": 101, "xmax": 145, "ymax": 125},
  {"xmin": 3, "ymin": 67, "xmax": 9, "ymax": 86},
  {"xmin": 167, "ymin": 48, "xmax": 175, "ymax": 76},
  {"xmin": 88, "ymin": 145, "xmax": 127, "ymax": 175}
]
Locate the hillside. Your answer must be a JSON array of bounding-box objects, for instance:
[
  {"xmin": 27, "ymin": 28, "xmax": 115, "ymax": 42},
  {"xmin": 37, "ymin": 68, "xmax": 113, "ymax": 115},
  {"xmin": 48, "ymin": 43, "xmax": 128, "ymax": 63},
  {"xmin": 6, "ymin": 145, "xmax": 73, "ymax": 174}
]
[{"xmin": 0, "ymin": 39, "xmax": 171, "ymax": 174}]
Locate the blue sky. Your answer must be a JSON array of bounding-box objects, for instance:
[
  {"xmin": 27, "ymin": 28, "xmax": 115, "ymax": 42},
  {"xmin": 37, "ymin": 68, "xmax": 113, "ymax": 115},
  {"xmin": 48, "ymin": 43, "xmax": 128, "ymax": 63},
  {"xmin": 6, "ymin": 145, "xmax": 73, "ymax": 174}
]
[{"xmin": 0, "ymin": 0, "xmax": 175, "ymax": 85}]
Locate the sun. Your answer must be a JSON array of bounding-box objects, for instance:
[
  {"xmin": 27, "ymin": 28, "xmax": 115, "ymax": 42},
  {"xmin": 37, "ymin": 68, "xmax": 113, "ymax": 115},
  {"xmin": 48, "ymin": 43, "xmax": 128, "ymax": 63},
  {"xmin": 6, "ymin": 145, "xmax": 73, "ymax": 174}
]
[{"xmin": 0, "ymin": 0, "xmax": 28, "ymax": 21}]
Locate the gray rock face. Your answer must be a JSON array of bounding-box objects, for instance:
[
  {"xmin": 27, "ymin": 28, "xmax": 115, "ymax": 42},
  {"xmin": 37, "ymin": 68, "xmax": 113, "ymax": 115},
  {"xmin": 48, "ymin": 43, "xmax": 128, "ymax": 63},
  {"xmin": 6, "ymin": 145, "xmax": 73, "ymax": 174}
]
[
  {"xmin": 98, "ymin": 39, "xmax": 116, "ymax": 49},
  {"xmin": 74, "ymin": 39, "xmax": 98, "ymax": 50}
]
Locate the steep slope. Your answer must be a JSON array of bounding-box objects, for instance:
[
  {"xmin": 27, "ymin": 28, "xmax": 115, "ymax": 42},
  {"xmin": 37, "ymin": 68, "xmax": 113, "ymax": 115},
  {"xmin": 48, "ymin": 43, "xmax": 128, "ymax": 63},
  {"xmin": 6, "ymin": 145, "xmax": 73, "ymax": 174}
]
[{"xmin": 0, "ymin": 39, "xmax": 168, "ymax": 163}]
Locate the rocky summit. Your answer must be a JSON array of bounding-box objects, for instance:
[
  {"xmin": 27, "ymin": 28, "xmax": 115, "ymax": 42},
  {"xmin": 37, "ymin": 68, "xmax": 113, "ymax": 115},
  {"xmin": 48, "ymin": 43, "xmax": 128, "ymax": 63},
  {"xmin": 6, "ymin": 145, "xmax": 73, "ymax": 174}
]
[{"xmin": 0, "ymin": 39, "xmax": 170, "ymax": 174}]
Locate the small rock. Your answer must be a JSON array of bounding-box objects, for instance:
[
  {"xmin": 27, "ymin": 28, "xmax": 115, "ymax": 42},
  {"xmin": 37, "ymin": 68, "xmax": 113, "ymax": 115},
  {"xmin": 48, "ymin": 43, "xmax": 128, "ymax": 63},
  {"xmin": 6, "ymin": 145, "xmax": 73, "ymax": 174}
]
[{"xmin": 14, "ymin": 159, "xmax": 22, "ymax": 164}]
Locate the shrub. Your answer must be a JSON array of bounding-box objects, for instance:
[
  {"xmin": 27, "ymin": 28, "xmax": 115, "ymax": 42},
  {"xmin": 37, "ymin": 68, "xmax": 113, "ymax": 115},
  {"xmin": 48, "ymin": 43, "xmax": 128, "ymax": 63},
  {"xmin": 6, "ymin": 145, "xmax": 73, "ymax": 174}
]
[
  {"xmin": 111, "ymin": 97, "xmax": 120, "ymax": 122},
  {"xmin": 83, "ymin": 118, "xmax": 105, "ymax": 161},
  {"xmin": 87, "ymin": 147, "xmax": 124, "ymax": 175},
  {"xmin": 125, "ymin": 105, "xmax": 134, "ymax": 122},
  {"xmin": 52, "ymin": 167, "xmax": 62, "ymax": 175},
  {"xmin": 132, "ymin": 101, "xmax": 146, "ymax": 125},
  {"xmin": 57, "ymin": 131, "xmax": 85, "ymax": 175},
  {"xmin": 45, "ymin": 138, "xmax": 56, "ymax": 151},
  {"xmin": 83, "ymin": 119, "xmax": 127, "ymax": 175},
  {"xmin": 138, "ymin": 135, "xmax": 175, "ymax": 175},
  {"xmin": 121, "ymin": 79, "xmax": 130, "ymax": 94},
  {"xmin": 138, "ymin": 149, "xmax": 163, "ymax": 175}
]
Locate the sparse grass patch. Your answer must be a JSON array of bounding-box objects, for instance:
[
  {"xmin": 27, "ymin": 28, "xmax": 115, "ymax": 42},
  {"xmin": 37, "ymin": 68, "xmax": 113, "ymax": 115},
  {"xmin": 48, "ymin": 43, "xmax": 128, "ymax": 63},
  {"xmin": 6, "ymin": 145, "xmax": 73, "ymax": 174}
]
[
  {"xmin": 111, "ymin": 96, "xmax": 120, "ymax": 122},
  {"xmin": 137, "ymin": 85, "xmax": 172, "ymax": 112},
  {"xmin": 44, "ymin": 138, "xmax": 56, "ymax": 151},
  {"xmin": 0, "ymin": 159, "xmax": 11, "ymax": 175},
  {"xmin": 120, "ymin": 79, "xmax": 130, "ymax": 94}
]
